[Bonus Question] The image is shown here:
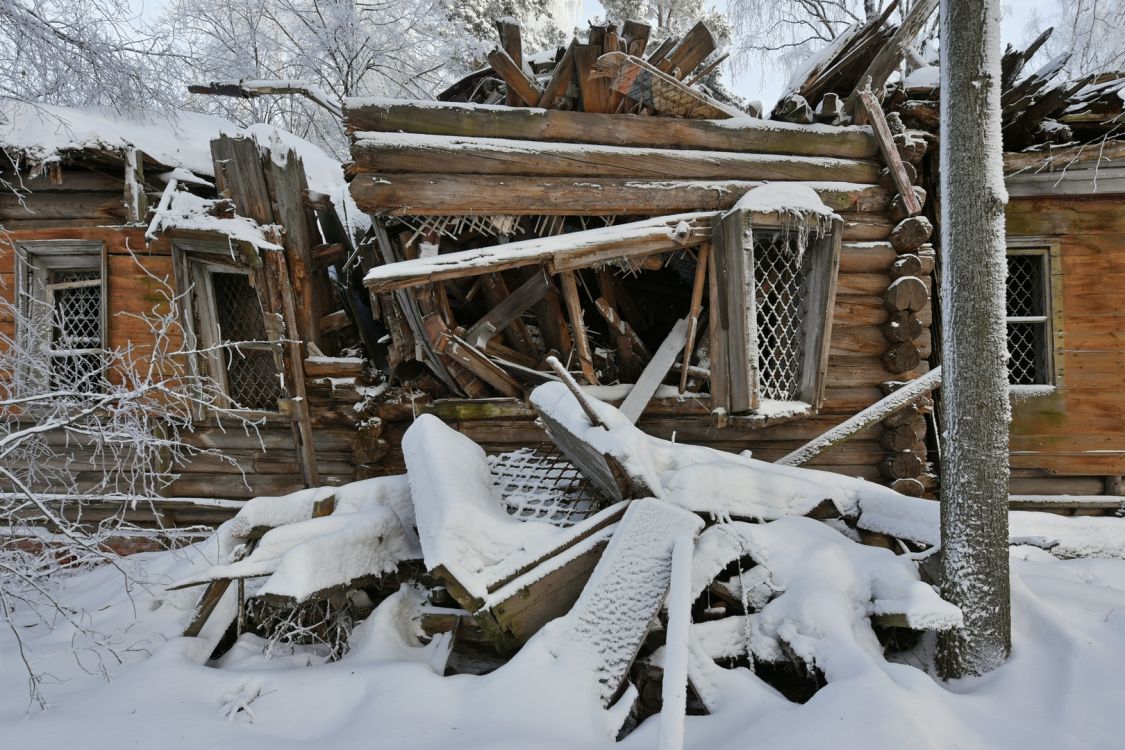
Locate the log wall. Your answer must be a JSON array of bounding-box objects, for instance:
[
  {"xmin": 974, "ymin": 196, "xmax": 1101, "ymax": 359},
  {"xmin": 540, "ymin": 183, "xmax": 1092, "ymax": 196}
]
[
  {"xmin": 0, "ymin": 166, "xmax": 358, "ymax": 525},
  {"xmin": 345, "ymin": 101, "xmax": 938, "ymax": 488}
]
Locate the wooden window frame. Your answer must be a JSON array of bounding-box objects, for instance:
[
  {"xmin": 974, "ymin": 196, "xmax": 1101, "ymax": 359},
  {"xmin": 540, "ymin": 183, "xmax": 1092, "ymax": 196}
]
[
  {"xmin": 1005, "ymin": 239, "xmax": 1062, "ymax": 388},
  {"xmin": 171, "ymin": 239, "xmax": 286, "ymax": 418},
  {"xmin": 710, "ymin": 208, "xmax": 843, "ymax": 415},
  {"xmin": 14, "ymin": 240, "xmax": 107, "ymax": 396}
]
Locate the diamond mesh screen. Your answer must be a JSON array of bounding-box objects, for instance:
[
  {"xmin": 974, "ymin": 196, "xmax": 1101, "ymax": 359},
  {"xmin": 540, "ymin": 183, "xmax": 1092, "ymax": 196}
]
[
  {"xmin": 754, "ymin": 233, "xmax": 812, "ymax": 401},
  {"xmin": 211, "ymin": 272, "xmax": 283, "ymax": 410},
  {"xmin": 1007, "ymin": 322, "xmax": 1046, "ymax": 385},
  {"xmin": 1006, "ymin": 254, "xmax": 1048, "ymax": 385},
  {"xmin": 49, "ymin": 269, "xmax": 103, "ymax": 391},
  {"xmin": 1006, "ymin": 254, "xmax": 1044, "ymax": 317},
  {"xmin": 488, "ymin": 445, "xmax": 608, "ymax": 527}
]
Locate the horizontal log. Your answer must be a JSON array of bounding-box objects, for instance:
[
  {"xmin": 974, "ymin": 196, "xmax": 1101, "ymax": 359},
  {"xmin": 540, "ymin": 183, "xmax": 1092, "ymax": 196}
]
[
  {"xmin": 351, "ymin": 132, "xmax": 881, "ymax": 183},
  {"xmin": 344, "ymin": 98, "xmax": 879, "ymax": 159},
  {"xmin": 350, "ymin": 173, "xmax": 891, "ymax": 216},
  {"xmin": 364, "ymin": 213, "xmax": 713, "ymax": 292}
]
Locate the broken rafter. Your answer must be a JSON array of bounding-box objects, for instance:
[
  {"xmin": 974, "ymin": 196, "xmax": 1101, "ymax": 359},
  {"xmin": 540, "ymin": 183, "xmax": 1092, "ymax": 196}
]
[{"xmin": 363, "ymin": 213, "xmax": 713, "ymax": 293}]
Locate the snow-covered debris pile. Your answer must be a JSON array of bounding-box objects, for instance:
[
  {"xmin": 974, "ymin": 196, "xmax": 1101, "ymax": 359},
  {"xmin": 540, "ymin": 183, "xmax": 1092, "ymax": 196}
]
[{"xmin": 167, "ymin": 383, "xmax": 984, "ymax": 741}]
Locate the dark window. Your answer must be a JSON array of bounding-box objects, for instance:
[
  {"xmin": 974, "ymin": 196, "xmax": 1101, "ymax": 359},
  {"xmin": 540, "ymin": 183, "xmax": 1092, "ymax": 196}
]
[
  {"xmin": 211, "ymin": 272, "xmax": 283, "ymax": 410},
  {"xmin": 1005, "ymin": 251, "xmax": 1051, "ymax": 385}
]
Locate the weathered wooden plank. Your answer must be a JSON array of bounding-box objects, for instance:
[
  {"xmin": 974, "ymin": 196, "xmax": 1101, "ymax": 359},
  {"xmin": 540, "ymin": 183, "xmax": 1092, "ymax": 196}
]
[
  {"xmin": 465, "ymin": 268, "xmax": 550, "ymax": 348},
  {"xmin": 351, "ymin": 133, "xmax": 882, "ymax": 182},
  {"xmin": 344, "ymin": 99, "xmax": 879, "ymax": 159},
  {"xmin": 620, "ymin": 317, "xmax": 689, "ymax": 423},
  {"xmin": 537, "ymin": 40, "xmax": 577, "ymax": 108},
  {"xmin": 487, "ymin": 47, "xmax": 541, "ymax": 107},
  {"xmin": 558, "ymin": 270, "xmax": 598, "ymax": 384},
  {"xmin": 350, "ymin": 173, "xmax": 890, "ymax": 217},
  {"xmin": 857, "ymin": 90, "xmax": 923, "ymax": 216}
]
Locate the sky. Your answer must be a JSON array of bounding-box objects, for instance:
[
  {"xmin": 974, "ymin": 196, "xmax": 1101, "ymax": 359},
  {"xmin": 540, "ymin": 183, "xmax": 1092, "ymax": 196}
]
[{"xmin": 578, "ymin": 0, "xmax": 1061, "ymax": 110}]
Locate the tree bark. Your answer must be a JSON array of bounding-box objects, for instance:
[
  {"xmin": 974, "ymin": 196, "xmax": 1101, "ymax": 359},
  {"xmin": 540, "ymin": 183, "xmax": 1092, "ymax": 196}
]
[{"xmin": 937, "ymin": 0, "xmax": 1012, "ymax": 678}]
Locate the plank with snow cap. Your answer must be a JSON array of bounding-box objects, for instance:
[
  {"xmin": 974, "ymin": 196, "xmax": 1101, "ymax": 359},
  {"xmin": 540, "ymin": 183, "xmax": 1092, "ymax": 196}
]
[{"xmin": 343, "ymin": 98, "xmax": 879, "ymax": 160}]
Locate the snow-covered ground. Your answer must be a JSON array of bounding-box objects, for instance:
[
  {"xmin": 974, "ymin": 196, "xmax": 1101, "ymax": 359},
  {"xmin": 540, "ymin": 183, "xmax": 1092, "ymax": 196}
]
[{"xmin": 2, "ymin": 537, "xmax": 1124, "ymax": 749}]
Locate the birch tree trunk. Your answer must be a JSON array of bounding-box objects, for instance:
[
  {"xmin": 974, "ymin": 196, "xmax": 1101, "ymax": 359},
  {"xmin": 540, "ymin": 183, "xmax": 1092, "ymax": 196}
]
[{"xmin": 936, "ymin": 0, "xmax": 1012, "ymax": 679}]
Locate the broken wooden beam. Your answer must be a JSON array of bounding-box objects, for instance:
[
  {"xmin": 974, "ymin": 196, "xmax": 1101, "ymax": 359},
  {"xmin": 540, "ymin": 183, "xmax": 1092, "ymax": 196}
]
[
  {"xmin": 775, "ymin": 366, "xmax": 942, "ymax": 466},
  {"xmin": 487, "ymin": 47, "xmax": 542, "ymax": 107},
  {"xmin": 858, "ymin": 90, "xmax": 923, "ymax": 216},
  {"xmin": 620, "ymin": 317, "xmax": 689, "ymax": 423},
  {"xmin": 680, "ymin": 244, "xmax": 710, "ymax": 394},
  {"xmin": 559, "ymin": 270, "xmax": 599, "ymax": 384},
  {"xmin": 464, "ymin": 268, "xmax": 551, "ymax": 348},
  {"xmin": 363, "ymin": 213, "xmax": 713, "ymax": 293}
]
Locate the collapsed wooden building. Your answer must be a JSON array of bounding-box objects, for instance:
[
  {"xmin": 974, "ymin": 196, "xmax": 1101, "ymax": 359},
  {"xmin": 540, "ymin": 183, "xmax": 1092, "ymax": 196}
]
[{"xmin": 3, "ymin": 4, "xmax": 1125, "ymax": 731}]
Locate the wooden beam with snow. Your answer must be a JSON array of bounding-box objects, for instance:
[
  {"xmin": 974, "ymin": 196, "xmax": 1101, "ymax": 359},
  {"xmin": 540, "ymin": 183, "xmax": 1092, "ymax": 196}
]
[
  {"xmin": 488, "ymin": 47, "xmax": 541, "ymax": 107},
  {"xmin": 349, "ymin": 174, "xmax": 891, "ymax": 216},
  {"xmin": 620, "ymin": 317, "xmax": 690, "ymax": 423},
  {"xmin": 775, "ymin": 366, "xmax": 942, "ymax": 466},
  {"xmin": 363, "ymin": 214, "xmax": 714, "ymax": 293},
  {"xmin": 350, "ymin": 133, "xmax": 881, "ymax": 182},
  {"xmin": 343, "ymin": 99, "xmax": 878, "ymax": 160}
]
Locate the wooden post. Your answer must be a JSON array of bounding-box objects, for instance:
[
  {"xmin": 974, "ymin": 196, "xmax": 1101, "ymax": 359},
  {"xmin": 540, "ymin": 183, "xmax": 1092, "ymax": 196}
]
[
  {"xmin": 858, "ymin": 89, "xmax": 923, "ymax": 216},
  {"xmin": 679, "ymin": 244, "xmax": 710, "ymax": 393}
]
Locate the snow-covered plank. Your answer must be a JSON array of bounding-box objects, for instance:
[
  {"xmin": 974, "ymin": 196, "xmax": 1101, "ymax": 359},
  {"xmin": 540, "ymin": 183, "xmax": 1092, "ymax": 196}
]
[
  {"xmin": 531, "ymin": 382, "xmax": 657, "ymax": 502},
  {"xmin": 776, "ymin": 366, "xmax": 942, "ymax": 466},
  {"xmin": 363, "ymin": 213, "xmax": 712, "ymax": 293},
  {"xmin": 559, "ymin": 499, "xmax": 704, "ymax": 708},
  {"xmin": 351, "ymin": 131, "xmax": 881, "ymax": 182},
  {"xmin": 657, "ymin": 534, "xmax": 696, "ymax": 750}
]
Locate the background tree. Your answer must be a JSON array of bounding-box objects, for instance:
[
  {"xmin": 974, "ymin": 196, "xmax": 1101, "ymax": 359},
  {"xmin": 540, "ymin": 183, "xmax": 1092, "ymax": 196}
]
[
  {"xmin": 1025, "ymin": 0, "xmax": 1125, "ymax": 79},
  {"xmin": 937, "ymin": 0, "xmax": 1012, "ymax": 678}
]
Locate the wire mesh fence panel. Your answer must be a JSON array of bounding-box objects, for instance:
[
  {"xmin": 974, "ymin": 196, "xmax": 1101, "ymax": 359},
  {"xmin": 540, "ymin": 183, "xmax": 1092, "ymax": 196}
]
[
  {"xmin": 488, "ymin": 445, "xmax": 609, "ymax": 527},
  {"xmin": 212, "ymin": 272, "xmax": 284, "ymax": 410},
  {"xmin": 754, "ymin": 233, "xmax": 813, "ymax": 401}
]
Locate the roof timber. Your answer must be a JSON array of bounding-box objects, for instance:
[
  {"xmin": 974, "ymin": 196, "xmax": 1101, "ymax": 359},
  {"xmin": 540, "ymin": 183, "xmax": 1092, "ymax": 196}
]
[
  {"xmin": 363, "ymin": 213, "xmax": 714, "ymax": 293},
  {"xmin": 350, "ymin": 131, "xmax": 881, "ymax": 183},
  {"xmin": 350, "ymin": 175, "xmax": 895, "ymax": 217},
  {"xmin": 344, "ymin": 98, "xmax": 878, "ymax": 160}
]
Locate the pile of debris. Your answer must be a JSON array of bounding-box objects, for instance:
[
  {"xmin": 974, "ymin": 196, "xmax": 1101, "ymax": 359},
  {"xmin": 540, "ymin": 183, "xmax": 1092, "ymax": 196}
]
[
  {"xmin": 886, "ymin": 27, "xmax": 1125, "ymax": 152},
  {"xmin": 438, "ymin": 18, "xmax": 743, "ymax": 117},
  {"xmin": 174, "ymin": 378, "xmax": 964, "ymax": 740}
]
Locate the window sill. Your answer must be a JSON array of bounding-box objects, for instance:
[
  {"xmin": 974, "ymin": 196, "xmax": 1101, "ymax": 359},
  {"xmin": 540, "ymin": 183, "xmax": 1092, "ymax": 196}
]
[{"xmin": 1008, "ymin": 384, "xmax": 1057, "ymax": 404}]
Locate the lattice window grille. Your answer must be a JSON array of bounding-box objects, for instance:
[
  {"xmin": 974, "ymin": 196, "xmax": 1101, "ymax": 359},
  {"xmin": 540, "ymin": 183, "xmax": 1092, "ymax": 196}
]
[
  {"xmin": 46, "ymin": 269, "xmax": 104, "ymax": 392},
  {"xmin": 488, "ymin": 445, "xmax": 608, "ymax": 527},
  {"xmin": 211, "ymin": 272, "xmax": 284, "ymax": 410},
  {"xmin": 1006, "ymin": 252, "xmax": 1050, "ymax": 385},
  {"xmin": 754, "ymin": 232, "xmax": 813, "ymax": 401}
]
